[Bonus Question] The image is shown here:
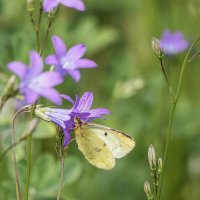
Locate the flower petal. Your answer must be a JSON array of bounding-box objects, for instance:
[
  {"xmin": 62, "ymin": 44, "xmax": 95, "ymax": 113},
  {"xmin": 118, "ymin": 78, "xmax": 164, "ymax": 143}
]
[
  {"xmin": 68, "ymin": 70, "xmax": 81, "ymax": 82},
  {"xmin": 43, "ymin": 0, "xmax": 59, "ymax": 12},
  {"xmin": 45, "ymin": 54, "xmax": 60, "ymax": 66},
  {"xmin": 63, "ymin": 129, "xmax": 71, "ymax": 147},
  {"xmin": 66, "ymin": 44, "xmax": 86, "ymax": 61},
  {"xmin": 88, "ymin": 108, "xmax": 111, "ymax": 120},
  {"xmin": 29, "ymin": 50, "xmax": 43, "ymax": 76},
  {"xmin": 48, "ymin": 115, "xmax": 66, "ymax": 129},
  {"xmin": 52, "ymin": 35, "xmax": 67, "ymax": 56},
  {"xmin": 40, "ymin": 88, "xmax": 62, "ymax": 105},
  {"xmin": 45, "ymin": 107, "xmax": 72, "ymax": 116},
  {"xmin": 59, "ymin": 0, "xmax": 85, "ymax": 11},
  {"xmin": 77, "ymin": 92, "xmax": 93, "ymax": 112},
  {"xmin": 35, "ymin": 72, "xmax": 63, "ymax": 87},
  {"xmin": 25, "ymin": 89, "xmax": 39, "ymax": 104},
  {"xmin": 60, "ymin": 94, "xmax": 74, "ymax": 104},
  {"xmin": 76, "ymin": 58, "xmax": 97, "ymax": 69},
  {"xmin": 7, "ymin": 62, "xmax": 27, "ymax": 80}
]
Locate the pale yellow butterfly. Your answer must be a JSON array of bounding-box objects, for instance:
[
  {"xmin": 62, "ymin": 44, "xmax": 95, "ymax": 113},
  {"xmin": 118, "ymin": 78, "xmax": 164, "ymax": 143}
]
[{"xmin": 74, "ymin": 117, "xmax": 135, "ymax": 170}]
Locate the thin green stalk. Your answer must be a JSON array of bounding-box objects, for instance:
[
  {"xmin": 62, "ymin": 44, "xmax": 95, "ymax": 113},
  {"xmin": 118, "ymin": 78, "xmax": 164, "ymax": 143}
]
[
  {"xmin": 12, "ymin": 106, "xmax": 32, "ymax": 200},
  {"xmin": 157, "ymin": 36, "xmax": 200, "ymax": 200},
  {"xmin": 159, "ymin": 58, "xmax": 174, "ymax": 100},
  {"xmin": 35, "ymin": 1, "xmax": 43, "ymax": 51},
  {"xmin": 24, "ymin": 135, "xmax": 32, "ymax": 200},
  {"xmin": 39, "ymin": 18, "xmax": 53, "ymax": 56},
  {"xmin": 24, "ymin": 104, "xmax": 37, "ymax": 200},
  {"xmin": 39, "ymin": 7, "xmax": 59, "ymax": 56},
  {"xmin": 57, "ymin": 157, "xmax": 66, "ymax": 200},
  {"xmin": 29, "ymin": 11, "xmax": 40, "ymax": 51}
]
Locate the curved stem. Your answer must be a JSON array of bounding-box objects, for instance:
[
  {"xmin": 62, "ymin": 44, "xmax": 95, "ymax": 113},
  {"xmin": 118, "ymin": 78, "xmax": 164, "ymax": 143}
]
[
  {"xmin": 12, "ymin": 106, "xmax": 33, "ymax": 200},
  {"xmin": 157, "ymin": 36, "xmax": 200, "ymax": 200},
  {"xmin": 24, "ymin": 135, "xmax": 32, "ymax": 200},
  {"xmin": 57, "ymin": 157, "xmax": 65, "ymax": 200},
  {"xmin": 159, "ymin": 58, "xmax": 174, "ymax": 99}
]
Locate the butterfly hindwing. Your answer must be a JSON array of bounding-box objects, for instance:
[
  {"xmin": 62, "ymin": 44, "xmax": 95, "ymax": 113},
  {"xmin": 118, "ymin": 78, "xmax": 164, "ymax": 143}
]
[{"xmin": 75, "ymin": 125, "xmax": 116, "ymax": 170}]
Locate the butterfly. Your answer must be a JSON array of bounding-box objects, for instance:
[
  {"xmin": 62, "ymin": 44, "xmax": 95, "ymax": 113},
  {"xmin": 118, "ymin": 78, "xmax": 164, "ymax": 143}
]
[{"xmin": 74, "ymin": 117, "xmax": 135, "ymax": 170}]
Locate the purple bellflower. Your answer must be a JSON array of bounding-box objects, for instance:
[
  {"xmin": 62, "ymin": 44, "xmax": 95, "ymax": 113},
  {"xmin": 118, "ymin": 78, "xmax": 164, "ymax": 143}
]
[
  {"xmin": 43, "ymin": 0, "xmax": 85, "ymax": 13},
  {"xmin": 7, "ymin": 50, "xmax": 63, "ymax": 106},
  {"xmin": 36, "ymin": 92, "xmax": 110, "ymax": 147},
  {"xmin": 45, "ymin": 35, "xmax": 97, "ymax": 82},
  {"xmin": 160, "ymin": 30, "xmax": 189, "ymax": 55}
]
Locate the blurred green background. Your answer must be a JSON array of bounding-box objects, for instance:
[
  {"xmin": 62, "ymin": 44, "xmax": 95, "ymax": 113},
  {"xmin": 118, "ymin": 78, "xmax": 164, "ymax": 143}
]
[{"xmin": 1, "ymin": 0, "xmax": 200, "ymax": 199}]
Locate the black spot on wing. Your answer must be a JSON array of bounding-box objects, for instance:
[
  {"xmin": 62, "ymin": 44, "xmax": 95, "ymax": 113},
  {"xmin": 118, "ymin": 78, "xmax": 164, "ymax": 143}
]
[{"xmin": 104, "ymin": 132, "xmax": 108, "ymax": 136}]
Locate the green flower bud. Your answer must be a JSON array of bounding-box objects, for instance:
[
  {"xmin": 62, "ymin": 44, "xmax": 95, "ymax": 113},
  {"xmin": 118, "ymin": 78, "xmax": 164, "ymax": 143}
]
[
  {"xmin": 144, "ymin": 181, "xmax": 153, "ymax": 200},
  {"xmin": 148, "ymin": 144, "xmax": 157, "ymax": 170},
  {"xmin": 27, "ymin": 0, "xmax": 34, "ymax": 12},
  {"xmin": 152, "ymin": 37, "xmax": 163, "ymax": 59}
]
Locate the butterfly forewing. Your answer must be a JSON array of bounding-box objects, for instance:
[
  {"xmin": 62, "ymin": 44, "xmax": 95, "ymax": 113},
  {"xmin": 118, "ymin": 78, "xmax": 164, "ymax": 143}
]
[
  {"xmin": 82, "ymin": 123, "xmax": 135, "ymax": 158},
  {"xmin": 75, "ymin": 125, "xmax": 116, "ymax": 170}
]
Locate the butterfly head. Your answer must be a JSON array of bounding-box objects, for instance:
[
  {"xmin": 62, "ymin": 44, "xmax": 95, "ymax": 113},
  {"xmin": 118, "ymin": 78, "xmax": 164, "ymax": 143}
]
[{"xmin": 74, "ymin": 116, "xmax": 85, "ymax": 127}]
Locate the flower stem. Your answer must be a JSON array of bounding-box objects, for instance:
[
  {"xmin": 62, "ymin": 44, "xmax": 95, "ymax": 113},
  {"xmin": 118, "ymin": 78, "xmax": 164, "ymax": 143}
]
[
  {"xmin": 159, "ymin": 58, "xmax": 174, "ymax": 100},
  {"xmin": 12, "ymin": 106, "xmax": 33, "ymax": 200},
  {"xmin": 156, "ymin": 36, "xmax": 200, "ymax": 200},
  {"xmin": 24, "ymin": 134, "xmax": 32, "ymax": 200},
  {"xmin": 39, "ymin": 7, "xmax": 59, "ymax": 56},
  {"xmin": 57, "ymin": 156, "xmax": 66, "ymax": 200}
]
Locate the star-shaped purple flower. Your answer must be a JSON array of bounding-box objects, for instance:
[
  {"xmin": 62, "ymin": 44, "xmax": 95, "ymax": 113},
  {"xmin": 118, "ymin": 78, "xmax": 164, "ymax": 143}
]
[
  {"xmin": 160, "ymin": 30, "xmax": 189, "ymax": 55},
  {"xmin": 43, "ymin": 0, "xmax": 85, "ymax": 13},
  {"xmin": 7, "ymin": 50, "xmax": 63, "ymax": 106},
  {"xmin": 45, "ymin": 35, "xmax": 97, "ymax": 82},
  {"xmin": 36, "ymin": 92, "xmax": 110, "ymax": 147}
]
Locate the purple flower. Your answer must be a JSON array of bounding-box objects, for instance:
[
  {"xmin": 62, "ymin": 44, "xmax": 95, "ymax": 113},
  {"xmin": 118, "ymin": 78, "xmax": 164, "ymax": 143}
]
[
  {"xmin": 43, "ymin": 0, "xmax": 85, "ymax": 12},
  {"xmin": 7, "ymin": 50, "xmax": 63, "ymax": 106},
  {"xmin": 45, "ymin": 35, "xmax": 97, "ymax": 82},
  {"xmin": 160, "ymin": 30, "xmax": 189, "ymax": 55},
  {"xmin": 36, "ymin": 92, "xmax": 110, "ymax": 146}
]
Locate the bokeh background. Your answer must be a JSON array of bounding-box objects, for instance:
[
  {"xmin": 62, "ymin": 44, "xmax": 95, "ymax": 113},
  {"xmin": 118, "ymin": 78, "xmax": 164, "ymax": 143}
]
[{"xmin": 1, "ymin": 0, "xmax": 200, "ymax": 199}]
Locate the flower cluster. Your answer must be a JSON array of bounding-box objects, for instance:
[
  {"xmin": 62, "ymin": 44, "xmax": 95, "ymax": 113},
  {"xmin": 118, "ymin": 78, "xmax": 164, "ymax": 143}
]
[
  {"xmin": 7, "ymin": 36, "xmax": 96, "ymax": 106},
  {"xmin": 35, "ymin": 92, "xmax": 110, "ymax": 146},
  {"xmin": 7, "ymin": 0, "xmax": 103, "ymax": 147}
]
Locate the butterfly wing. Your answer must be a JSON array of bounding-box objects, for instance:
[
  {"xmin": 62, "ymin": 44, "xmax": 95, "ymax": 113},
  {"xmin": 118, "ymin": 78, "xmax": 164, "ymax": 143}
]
[
  {"xmin": 75, "ymin": 124, "xmax": 116, "ymax": 170},
  {"xmin": 83, "ymin": 123, "xmax": 135, "ymax": 159}
]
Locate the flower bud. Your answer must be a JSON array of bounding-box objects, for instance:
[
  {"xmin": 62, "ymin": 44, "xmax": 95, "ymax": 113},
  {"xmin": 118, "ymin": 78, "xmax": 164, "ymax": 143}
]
[
  {"xmin": 27, "ymin": 0, "xmax": 34, "ymax": 12},
  {"xmin": 144, "ymin": 181, "xmax": 153, "ymax": 200},
  {"xmin": 148, "ymin": 144, "xmax": 157, "ymax": 170},
  {"xmin": 152, "ymin": 37, "xmax": 163, "ymax": 58},
  {"xmin": 158, "ymin": 158, "xmax": 163, "ymax": 175},
  {"xmin": 0, "ymin": 75, "xmax": 17, "ymax": 110}
]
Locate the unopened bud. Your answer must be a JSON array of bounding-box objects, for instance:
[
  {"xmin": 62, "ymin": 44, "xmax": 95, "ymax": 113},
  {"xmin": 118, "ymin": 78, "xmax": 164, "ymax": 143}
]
[
  {"xmin": 0, "ymin": 75, "xmax": 17, "ymax": 110},
  {"xmin": 27, "ymin": 0, "xmax": 34, "ymax": 11},
  {"xmin": 148, "ymin": 144, "xmax": 157, "ymax": 170},
  {"xmin": 158, "ymin": 158, "xmax": 163, "ymax": 175},
  {"xmin": 152, "ymin": 37, "xmax": 163, "ymax": 58},
  {"xmin": 144, "ymin": 181, "xmax": 153, "ymax": 200}
]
